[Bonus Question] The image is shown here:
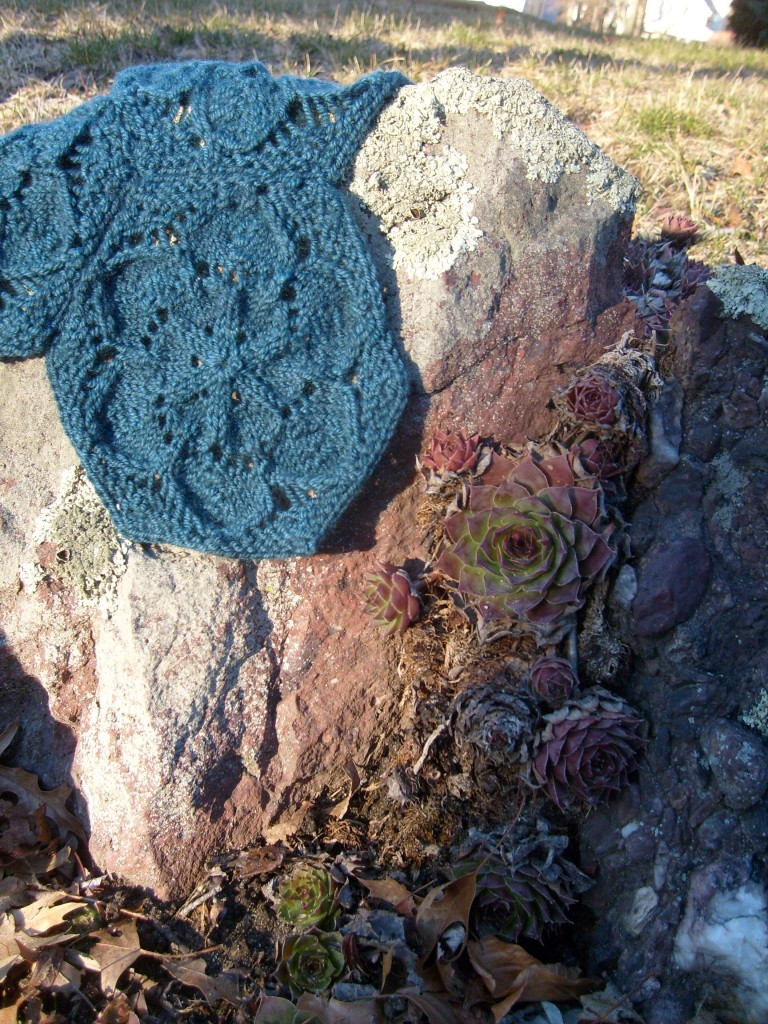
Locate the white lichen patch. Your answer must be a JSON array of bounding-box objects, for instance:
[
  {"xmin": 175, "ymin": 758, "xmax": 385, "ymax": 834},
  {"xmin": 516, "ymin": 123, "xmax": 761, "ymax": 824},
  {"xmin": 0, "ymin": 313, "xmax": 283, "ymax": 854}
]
[
  {"xmin": 429, "ymin": 67, "xmax": 638, "ymax": 214},
  {"xmin": 710, "ymin": 450, "xmax": 745, "ymax": 532},
  {"xmin": 741, "ymin": 689, "xmax": 768, "ymax": 740},
  {"xmin": 351, "ymin": 83, "xmax": 481, "ymax": 281},
  {"xmin": 20, "ymin": 465, "xmax": 129, "ymax": 616},
  {"xmin": 707, "ymin": 264, "xmax": 768, "ymax": 331},
  {"xmin": 352, "ymin": 67, "xmax": 638, "ymax": 282}
]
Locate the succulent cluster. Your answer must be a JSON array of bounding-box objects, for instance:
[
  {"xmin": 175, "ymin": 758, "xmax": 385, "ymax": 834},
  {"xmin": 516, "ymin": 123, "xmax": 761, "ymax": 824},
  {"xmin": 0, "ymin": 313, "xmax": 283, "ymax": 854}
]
[
  {"xmin": 452, "ymin": 824, "xmax": 592, "ymax": 943},
  {"xmin": 419, "ymin": 429, "xmax": 481, "ymax": 479},
  {"xmin": 528, "ymin": 656, "xmax": 578, "ymax": 707},
  {"xmin": 624, "ymin": 231, "xmax": 710, "ymax": 335},
  {"xmin": 436, "ymin": 451, "xmax": 615, "ymax": 641},
  {"xmin": 452, "ymin": 680, "xmax": 535, "ymax": 771},
  {"xmin": 532, "ymin": 689, "xmax": 646, "ymax": 810},
  {"xmin": 277, "ymin": 932, "xmax": 344, "ymax": 995},
  {"xmin": 276, "ymin": 866, "xmax": 338, "ymax": 929},
  {"xmin": 363, "ymin": 562, "xmax": 422, "ymax": 635}
]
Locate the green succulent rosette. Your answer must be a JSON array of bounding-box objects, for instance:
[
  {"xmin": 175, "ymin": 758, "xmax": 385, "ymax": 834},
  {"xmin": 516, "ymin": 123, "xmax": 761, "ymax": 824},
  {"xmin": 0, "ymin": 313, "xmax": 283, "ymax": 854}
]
[
  {"xmin": 276, "ymin": 866, "xmax": 337, "ymax": 929},
  {"xmin": 278, "ymin": 932, "xmax": 345, "ymax": 995},
  {"xmin": 436, "ymin": 452, "xmax": 615, "ymax": 636}
]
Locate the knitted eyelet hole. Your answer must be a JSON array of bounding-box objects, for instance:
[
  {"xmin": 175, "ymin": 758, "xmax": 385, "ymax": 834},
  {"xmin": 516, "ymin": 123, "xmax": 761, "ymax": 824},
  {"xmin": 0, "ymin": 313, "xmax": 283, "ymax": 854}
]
[
  {"xmin": 231, "ymin": 390, "xmax": 241, "ymax": 404},
  {"xmin": 157, "ymin": 307, "xmax": 168, "ymax": 323},
  {"xmin": 280, "ymin": 405, "xmax": 291, "ymax": 420},
  {"xmin": 270, "ymin": 485, "xmax": 291, "ymax": 512},
  {"xmin": 152, "ymin": 473, "xmax": 162, "ymax": 493},
  {"xmin": 195, "ymin": 260, "xmax": 210, "ymax": 278},
  {"xmin": 279, "ymin": 282, "xmax": 295, "ymax": 302},
  {"xmin": 209, "ymin": 443, "xmax": 223, "ymax": 462},
  {"xmin": 286, "ymin": 98, "xmax": 306, "ymax": 127},
  {"xmin": 302, "ymin": 380, "xmax": 315, "ymax": 398},
  {"xmin": 242, "ymin": 455, "xmax": 253, "ymax": 471},
  {"xmin": 157, "ymin": 413, "xmax": 166, "ymax": 428},
  {"xmin": 129, "ymin": 232, "xmax": 144, "ymax": 246},
  {"xmin": 190, "ymin": 355, "xmax": 201, "ymax": 367},
  {"xmin": 163, "ymin": 431, "xmax": 173, "ymax": 444},
  {"xmin": 296, "ymin": 236, "xmax": 310, "ymax": 260},
  {"xmin": 141, "ymin": 336, "xmax": 152, "ymax": 350}
]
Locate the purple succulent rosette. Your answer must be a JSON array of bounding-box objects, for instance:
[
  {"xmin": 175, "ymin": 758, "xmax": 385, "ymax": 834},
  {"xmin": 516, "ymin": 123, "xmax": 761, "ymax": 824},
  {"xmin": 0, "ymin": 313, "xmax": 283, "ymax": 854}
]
[
  {"xmin": 529, "ymin": 656, "xmax": 578, "ymax": 706},
  {"xmin": 532, "ymin": 689, "xmax": 646, "ymax": 810},
  {"xmin": 363, "ymin": 561, "xmax": 422, "ymax": 636},
  {"xmin": 436, "ymin": 453, "xmax": 615, "ymax": 638},
  {"xmin": 420, "ymin": 429, "xmax": 481, "ymax": 477}
]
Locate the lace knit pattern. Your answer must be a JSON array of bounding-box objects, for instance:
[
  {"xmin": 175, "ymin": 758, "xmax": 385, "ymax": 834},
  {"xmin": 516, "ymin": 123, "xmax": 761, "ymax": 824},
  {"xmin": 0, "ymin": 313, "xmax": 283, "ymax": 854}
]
[{"xmin": 0, "ymin": 61, "xmax": 409, "ymax": 558}]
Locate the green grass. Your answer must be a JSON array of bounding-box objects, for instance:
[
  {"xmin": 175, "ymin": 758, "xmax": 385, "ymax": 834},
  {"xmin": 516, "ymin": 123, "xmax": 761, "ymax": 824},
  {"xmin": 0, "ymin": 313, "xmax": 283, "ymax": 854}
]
[{"xmin": 2, "ymin": 0, "xmax": 768, "ymax": 266}]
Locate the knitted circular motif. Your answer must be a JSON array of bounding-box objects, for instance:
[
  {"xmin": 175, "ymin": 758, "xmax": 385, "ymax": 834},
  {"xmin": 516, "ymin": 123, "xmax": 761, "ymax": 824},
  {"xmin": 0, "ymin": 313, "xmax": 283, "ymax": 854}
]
[{"xmin": 0, "ymin": 61, "xmax": 409, "ymax": 558}]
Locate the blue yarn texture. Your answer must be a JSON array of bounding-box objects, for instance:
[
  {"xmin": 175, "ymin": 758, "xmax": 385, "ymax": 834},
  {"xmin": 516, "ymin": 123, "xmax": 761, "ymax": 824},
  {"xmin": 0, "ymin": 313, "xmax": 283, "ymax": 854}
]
[{"xmin": 0, "ymin": 61, "xmax": 410, "ymax": 558}]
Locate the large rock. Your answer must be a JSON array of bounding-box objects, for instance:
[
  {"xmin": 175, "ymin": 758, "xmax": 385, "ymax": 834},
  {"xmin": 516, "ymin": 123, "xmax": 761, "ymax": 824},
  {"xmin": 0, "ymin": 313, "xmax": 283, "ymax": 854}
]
[{"xmin": 0, "ymin": 68, "xmax": 638, "ymax": 897}]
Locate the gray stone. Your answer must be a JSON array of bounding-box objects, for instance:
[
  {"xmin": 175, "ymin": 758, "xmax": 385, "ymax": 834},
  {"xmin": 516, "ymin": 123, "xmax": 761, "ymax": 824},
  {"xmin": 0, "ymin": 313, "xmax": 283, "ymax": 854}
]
[
  {"xmin": 700, "ymin": 718, "xmax": 768, "ymax": 811},
  {"xmin": 632, "ymin": 537, "xmax": 711, "ymax": 637},
  {"xmin": 0, "ymin": 68, "xmax": 639, "ymax": 897},
  {"xmin": 636, "ymin": 380, "xmax": 684, "ymax": 488}
]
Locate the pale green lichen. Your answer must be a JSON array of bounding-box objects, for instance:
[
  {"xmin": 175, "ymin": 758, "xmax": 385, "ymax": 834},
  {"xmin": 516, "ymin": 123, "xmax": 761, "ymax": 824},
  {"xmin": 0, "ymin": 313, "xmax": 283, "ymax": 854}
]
[
  {"xmin": 351, "ymin": 80, "xmax": 482, "ymax": 281},
  {"xmin": 429, "ymin": 68, "xmax": 639, "ymax": 215},
  {"xmin": 707, "ymin": 264, "xmax": 768, "ymax": 331},
  {"xmin": 351, "ymin": 67, "xmax": 638, "ymax": 283},
  {"xmin": 741, "ymin": 689, "xmax": 768, "ymax": 740},
  {"xmin": 20, "ymin": 465, "xmax": 129, "ymax": 615}
]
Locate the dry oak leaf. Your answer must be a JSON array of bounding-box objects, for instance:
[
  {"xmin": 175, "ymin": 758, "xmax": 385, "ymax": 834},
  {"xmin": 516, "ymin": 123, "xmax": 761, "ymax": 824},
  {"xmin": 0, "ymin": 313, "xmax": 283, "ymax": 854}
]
[
  {"xmin": 161, "ymin": 956, "xmax": 243, "ymax": 1006},
  {"xmin": 0, "ymin": 722, "xmax": 88, "ymax": 849},
  {"xmin": 399, "ymin": 988, "xmax": 480, "ymax": 1024},
  {"xmin": 10, "ymin": 891, "xmax": 86, "ymax": 936},
  {"xmin": 356, "ymin": 876, "xmax": 417, "ymax": 918},
  {"xmin": 97, "ymin": 992, "xmax": 142, "ymax": 1024},
  {"xmin": 416, "ymin": 869, "xmax": 478, "ymax": 962},
  {"xmin": 83, "ymin": 919, "xmax": 142, "ymax": 997},
  {"xmin": 295, "ymin": 993, "xmax": 381, "ymax": 1024},
  {"xmin": 467, "ymin": 937, "xmax": 593, "ymax": 1021},
  {"xmin": 0, "ymin": 911, "xmax": 23, "ymax": 983}
]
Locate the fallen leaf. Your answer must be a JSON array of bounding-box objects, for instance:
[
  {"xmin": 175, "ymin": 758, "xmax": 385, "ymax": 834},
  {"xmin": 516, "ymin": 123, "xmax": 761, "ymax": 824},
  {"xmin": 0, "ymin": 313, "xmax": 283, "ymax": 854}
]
[
  {"xmin": 11, "ymin": 893, "xmax": 85, "ymax": 935},
  {"xmin": 295, "ymin": 993, "xmax": 379, "ymax": 1024},
  {"xmin": 236, "ymin": 843, "xmax": 287, "ymax": 879},
  {"xmin": 416, "ymin": 869, "xmax": 478, "ymax": 962},
  {"xmin": 162, "ymin": 956, "xmax": 243, "ymax": 1006},
  {"xmin": 578, "ymin": 981, "xmax": 646, "ymax": 1022},
  {"xmin": 27, "ymin": 946, "xmax": 81, "ymax": 996},
  {"xmin": 256, "ymin": 994, "xmax": 318, "ymax": 1024},
  {"xmin": 0, "ymin": 910, "xmax": 23, "ymax": 982},
  {"xmin": 0, "ymin": 877, "xmax": 28, "ymax": 912},
  {"xmin": 400, "ymin": 988, "xmax": 478, "ymax": 1024},
  {"xmin": 0, "ymin": 763, "xmax": 88, "ymax": 849},
  {"xmin": 467, "ymin": 938, "xmax": 593, "ymax": 1020},
  {"xmin": 0, "ymin": 1001, "xmax": 23, "ymax": 1024},
  {"xmin": 330, "ymin": 761, "xmax": 362, "ymax": 820},
  {"xmin": 97, "ymin": 993, "xmax": 141, "ymax": 1024},
  {"xmin": 357, "ymin": 877, "xmax": 417, "ymax": 917},
  {"xmin": 731, "ymin": 156, "xmax": 753, "ymax": 177},
  {"xmin": 85, "ymin": 919, "xmax": 142, "ymax": 996}
]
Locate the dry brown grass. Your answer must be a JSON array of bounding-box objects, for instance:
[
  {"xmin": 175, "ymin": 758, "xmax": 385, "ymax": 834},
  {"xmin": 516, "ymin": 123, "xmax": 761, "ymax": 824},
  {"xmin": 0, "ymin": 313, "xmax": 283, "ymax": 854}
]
[{"xmin": 2, "ymin": 0, "xmax": 767, "ymax": 266}]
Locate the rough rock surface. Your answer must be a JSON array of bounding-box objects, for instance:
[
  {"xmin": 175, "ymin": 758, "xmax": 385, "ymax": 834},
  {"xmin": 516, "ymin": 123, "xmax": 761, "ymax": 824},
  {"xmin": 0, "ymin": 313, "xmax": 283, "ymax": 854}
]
[
  {"xmin": 579, "ymin": 283, "xmax": 768, "ymax": 1024},
  {"xmin": 0, "ymin": 68, "xmax": 638, "ymax": 897}
]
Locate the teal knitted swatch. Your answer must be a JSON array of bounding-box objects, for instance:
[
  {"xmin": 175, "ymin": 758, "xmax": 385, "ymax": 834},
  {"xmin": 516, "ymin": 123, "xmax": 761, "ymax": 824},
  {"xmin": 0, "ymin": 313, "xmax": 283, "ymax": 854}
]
[{"xmin": 0, "ymin": 61, "xmax": 409, "ymax": 559}]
